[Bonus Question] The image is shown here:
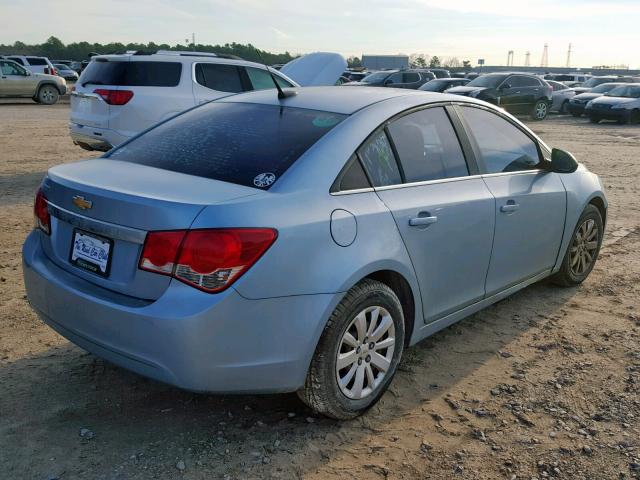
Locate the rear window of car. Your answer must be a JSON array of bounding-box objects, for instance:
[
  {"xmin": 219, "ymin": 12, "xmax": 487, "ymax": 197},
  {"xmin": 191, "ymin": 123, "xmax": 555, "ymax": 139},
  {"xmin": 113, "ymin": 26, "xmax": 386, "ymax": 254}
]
[
  {"xmin": 107, "ymin": 102, "xmax": 346, "ymax": 189},
  {"xmin": 26, "ymin": 57, "xmax": 47, "ymax": 65},
  {"xmin": 79, "ymin": 60, "xmax": 182, "ymax": 87}
]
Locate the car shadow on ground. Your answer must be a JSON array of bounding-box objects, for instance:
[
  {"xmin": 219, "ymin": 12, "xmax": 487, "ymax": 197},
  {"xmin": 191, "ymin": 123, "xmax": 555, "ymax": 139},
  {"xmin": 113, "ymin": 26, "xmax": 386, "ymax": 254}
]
[{"xmin": 0, "ymin": 278, "xmax": 580, "ymax": 479}]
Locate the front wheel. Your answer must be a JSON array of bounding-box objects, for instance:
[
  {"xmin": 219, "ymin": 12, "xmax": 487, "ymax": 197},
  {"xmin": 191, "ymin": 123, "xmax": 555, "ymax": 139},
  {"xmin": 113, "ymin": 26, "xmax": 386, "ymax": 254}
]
[
  {"xmin": 37, "ymin": 85, "xmax": 59, "ymax": 105},
  {"xmin": 552, "ymin": 204, "xmax": 603, "ymax": 286},
  {"xmin": 297, "ymin": 279, "xmax": 405, "ymax": 419},
  {"xmin": 531, "ymin": 100, "xmax": 549, "ymax": 121}
]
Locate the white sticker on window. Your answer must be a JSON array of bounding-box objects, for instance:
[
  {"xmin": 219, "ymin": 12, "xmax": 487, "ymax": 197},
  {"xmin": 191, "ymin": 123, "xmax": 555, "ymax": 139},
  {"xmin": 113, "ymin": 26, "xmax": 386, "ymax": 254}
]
[{"xmin": 253, "ymin": 172, "xmax": 276, "ymax": 188}]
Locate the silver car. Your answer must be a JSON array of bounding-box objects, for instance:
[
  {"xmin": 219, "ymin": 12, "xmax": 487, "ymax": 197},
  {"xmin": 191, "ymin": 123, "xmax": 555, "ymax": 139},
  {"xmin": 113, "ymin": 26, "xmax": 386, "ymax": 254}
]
[
  {"xmin": 23, "ymin": 87, "xmax": 607, "ymax": 419},
  {"xmin": 0, "ymin": 59, "xmax": 66, "ymax": 104},
  {"xmin": 548, "ymin": 80, "xmax": 576, "ymax": 113}
]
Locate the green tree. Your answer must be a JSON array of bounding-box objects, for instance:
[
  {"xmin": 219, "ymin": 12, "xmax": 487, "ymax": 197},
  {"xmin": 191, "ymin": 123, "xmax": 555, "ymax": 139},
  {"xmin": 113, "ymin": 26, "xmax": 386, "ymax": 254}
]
[
  {"xmin": 347, "ymin": 56, "xmax": 362, "ymax": 68},
  {"xmin": 429, "ymin": 56, "xmax": 441, "ymax": 68}
]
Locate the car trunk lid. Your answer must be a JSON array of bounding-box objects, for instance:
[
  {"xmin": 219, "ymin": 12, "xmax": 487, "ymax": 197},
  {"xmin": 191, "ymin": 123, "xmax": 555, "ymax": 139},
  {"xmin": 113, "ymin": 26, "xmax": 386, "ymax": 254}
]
[{"xmin": 40, "ymin": 159, "xmax": 259, "ymax": 300}]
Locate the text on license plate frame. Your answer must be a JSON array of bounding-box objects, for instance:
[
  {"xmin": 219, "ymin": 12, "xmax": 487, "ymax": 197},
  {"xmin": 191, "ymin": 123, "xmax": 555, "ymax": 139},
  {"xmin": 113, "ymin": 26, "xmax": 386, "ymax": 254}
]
[{"xmin": 69, "ymin": 229, "xmax": 114, "ymax": 278}]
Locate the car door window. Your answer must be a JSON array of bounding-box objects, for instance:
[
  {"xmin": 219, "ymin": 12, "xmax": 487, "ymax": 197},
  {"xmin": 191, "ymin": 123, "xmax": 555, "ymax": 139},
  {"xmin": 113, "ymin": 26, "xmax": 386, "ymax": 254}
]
[
  {"xmin": 195, "ymin": 63, "xmax": 244, "ymax": 92},
  {"xmin": 1, "ymin": 61, "xmax": 24, "ymax": 76},
  {"xmin": 386, "ymin": 73, "xmax": 403, "ymax": 85},
  {"xmin": 358, "ymin": 130, "xmax": 402, "ymax": 187},
  {"xmin": 245, "ymin": 67, "xmax": 293, "ymax": 90},
  {"xmin": 387, "ymin": 107, "xmax": 468, "ymax": 182},
  {"xmin": 461, "ymin": 107, "xmax": 541, "ymax": 173},
  {"xmin": 403, "ymin": 72, "xmax": 420, "ymax": 83},
  {"xmin": 508, "ymin": 76, "xmax": 539, "ymax": 88},
  {"xmin": 7, "ymin": 57, "xmax": 24, "ymax": 65}
]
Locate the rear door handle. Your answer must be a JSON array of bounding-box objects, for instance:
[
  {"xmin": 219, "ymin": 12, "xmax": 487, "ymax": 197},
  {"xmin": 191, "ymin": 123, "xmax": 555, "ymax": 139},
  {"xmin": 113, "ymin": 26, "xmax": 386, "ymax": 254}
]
[
  {"xmin": 409, "ymin": 215, "xmax": 438, "ymax": 227},
  {"xmin": 500, "ymin": 202, "xmax": 520, "ymax": 213}
]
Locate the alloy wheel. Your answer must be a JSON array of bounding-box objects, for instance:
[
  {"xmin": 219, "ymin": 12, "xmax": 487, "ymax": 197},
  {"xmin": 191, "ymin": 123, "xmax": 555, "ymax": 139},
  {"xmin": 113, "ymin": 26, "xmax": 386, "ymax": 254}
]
[
  {"xmin": 40, "ymin": 86, "xmax": 56, "ymax": 104},
  {"xmin": 535, "ymin": 102, "xmax": 548, "ymax": 119},
  {"xmin": 336, "ymin": 306, "xmax": 396, "ymax": 400},
  {"xmin": 569, "ymin": 218, "xmax": 599, "ymax": 276}
]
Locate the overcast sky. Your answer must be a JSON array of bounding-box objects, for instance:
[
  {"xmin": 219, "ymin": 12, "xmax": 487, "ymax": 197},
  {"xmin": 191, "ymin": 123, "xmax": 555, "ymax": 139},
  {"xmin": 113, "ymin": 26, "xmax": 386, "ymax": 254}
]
[{"xmin": 2, "ymin": 0, "xmax": 638, "ymax": 68}]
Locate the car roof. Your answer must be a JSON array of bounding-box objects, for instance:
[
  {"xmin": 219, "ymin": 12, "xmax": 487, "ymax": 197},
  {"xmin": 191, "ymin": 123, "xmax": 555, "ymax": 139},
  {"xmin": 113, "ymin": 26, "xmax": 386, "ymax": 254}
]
[{"xmin": 215, "ymin": 86, "xmax": 465, "ymax": 115}]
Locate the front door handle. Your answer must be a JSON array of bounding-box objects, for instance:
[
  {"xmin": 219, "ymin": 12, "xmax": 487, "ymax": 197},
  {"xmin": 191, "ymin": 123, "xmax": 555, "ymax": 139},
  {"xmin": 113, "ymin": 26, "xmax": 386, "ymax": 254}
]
[
  {"xmin": 500, "ymin": 202, "xmax": 520, "ymax": 213},
  {"xmin": 409, "ymin": 215, "xmax": 438, "ymax": 227}
]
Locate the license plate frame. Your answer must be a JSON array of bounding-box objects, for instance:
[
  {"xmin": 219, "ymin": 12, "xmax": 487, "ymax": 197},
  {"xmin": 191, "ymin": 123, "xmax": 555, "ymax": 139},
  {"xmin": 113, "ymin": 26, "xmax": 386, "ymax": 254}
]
[{"xmin": 69, "ymin": 228, "xmax": 114, "ymax": 278}]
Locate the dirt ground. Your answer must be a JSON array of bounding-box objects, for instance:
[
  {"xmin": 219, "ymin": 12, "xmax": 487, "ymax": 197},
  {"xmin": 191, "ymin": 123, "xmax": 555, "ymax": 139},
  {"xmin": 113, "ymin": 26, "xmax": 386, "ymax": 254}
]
[{"xmin": 0, "ymin": 104, "xmax": 639, "ymax": 480}]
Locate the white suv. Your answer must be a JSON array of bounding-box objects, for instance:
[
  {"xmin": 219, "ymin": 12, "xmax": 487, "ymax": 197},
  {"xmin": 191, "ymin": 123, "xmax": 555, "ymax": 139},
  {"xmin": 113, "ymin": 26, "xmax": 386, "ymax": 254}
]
[
  {"xmin": 70, "ymin": 51, "xmax": 299, "ymax": 151},
  {"xmin": 1, "ymin": 55, "xmax": 58, "ymax": 76}
]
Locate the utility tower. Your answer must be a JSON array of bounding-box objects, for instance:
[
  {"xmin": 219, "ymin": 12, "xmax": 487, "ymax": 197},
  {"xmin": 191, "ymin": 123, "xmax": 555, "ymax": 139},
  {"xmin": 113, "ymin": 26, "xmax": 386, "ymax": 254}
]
[
  {"xmin": 507, "ymin": 50, "xmax": 514, "ymax": 67},
  {"xmin": 566, "ymin": 43, "xmax": 573, "ymax": 68},
  {"xmin": 524, "ymin": 51, "xmax": 531, "ymax": 67},
  {"xmin": 540, "ymin": 43, "xmax": 549, "ymax": 68}
]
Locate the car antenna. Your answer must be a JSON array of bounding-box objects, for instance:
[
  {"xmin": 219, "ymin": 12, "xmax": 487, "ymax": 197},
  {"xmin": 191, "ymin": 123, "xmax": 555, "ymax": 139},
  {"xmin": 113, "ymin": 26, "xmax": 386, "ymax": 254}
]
[{"xmin": 257, "ymin": 50, "xmax": 296, "ymax": 100}]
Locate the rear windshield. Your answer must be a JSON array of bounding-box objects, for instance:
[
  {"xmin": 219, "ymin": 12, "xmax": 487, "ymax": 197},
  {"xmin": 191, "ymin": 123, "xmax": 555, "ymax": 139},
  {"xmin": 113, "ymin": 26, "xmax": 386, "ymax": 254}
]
[
  {"xmin": 107, "ymin": 102, "xmax": 347, "ymax": 189},
  {"xmin": 79, "ymin": 60, "xmax": 182, "ymax": 87}
]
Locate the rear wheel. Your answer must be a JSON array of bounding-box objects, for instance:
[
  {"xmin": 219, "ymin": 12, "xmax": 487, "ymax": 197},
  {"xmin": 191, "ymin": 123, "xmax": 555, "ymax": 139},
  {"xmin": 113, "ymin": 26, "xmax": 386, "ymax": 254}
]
[
  {"xmin": 571, "ymin": 112, "xmax": 581, "ymax": 118},
  {"xmin": 589, "ymin": 115, "xmax": 600, "ymax": 124},
  {"xmin": 37, "ymin": 85, "xmax": 59, "ymax": 105},
  {"xmin": 531, "ymin": 100, "xmax": 549, "ymax": 121},
  {"xmin": 552, "ymin": 205, "xmax": 603, "ymax": 286},
  {"xmin": 297, "ymin": 279, "xmax": 405, "ymax": 419},
  {"xmin": 631, "ymin": 109, "xmax": 640, "ymax": 125},
  {"xmin": 559, "ymin": 100, "xmax": 569, "ymax": 114}
]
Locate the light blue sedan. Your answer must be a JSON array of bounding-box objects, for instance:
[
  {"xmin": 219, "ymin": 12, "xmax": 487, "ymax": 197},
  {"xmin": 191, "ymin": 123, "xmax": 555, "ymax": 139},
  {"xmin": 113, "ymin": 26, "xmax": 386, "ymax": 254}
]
[{"xmin": 23, "ymin": 86, "xmax": 606, "ymax": 419}]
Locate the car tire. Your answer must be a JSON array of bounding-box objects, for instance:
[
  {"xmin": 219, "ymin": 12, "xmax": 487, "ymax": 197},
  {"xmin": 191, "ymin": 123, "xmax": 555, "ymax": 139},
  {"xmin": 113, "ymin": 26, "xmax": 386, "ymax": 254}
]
[
  {"xmin": 631, "ymin": 109, "xmax": 640, "ymax": 125},
  {"xmin": 297, "ymin": 279, "xmax": 405, "ymax": 419},
  {"xmin": 530, "ymin": 100, "xmax": 549, "ymax": 121},
  {"xmin": 37, "ymin": 85, "xmax": 59, "ymax": 105},
  {"xmin": 571, "ymin": 112, "xmax": 581, "ymax": 118},
  {"xmin": 559, "ymin": 100, "xmax": 569, "ymax": 114},
  {"xmin": 589, "ymin": 115, "xmax": 600, "ymax": 124},
  {"xmin": 552, "ymin": 204, "xmax": 603, "ymax": 287}
]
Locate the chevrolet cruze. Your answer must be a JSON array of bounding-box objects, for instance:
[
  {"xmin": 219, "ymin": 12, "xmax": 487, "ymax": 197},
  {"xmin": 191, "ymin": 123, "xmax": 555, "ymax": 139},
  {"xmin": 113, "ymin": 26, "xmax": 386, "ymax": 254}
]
[{"xmin": 23, "ymin": 86, "xmax": 607, "ymax": 419}]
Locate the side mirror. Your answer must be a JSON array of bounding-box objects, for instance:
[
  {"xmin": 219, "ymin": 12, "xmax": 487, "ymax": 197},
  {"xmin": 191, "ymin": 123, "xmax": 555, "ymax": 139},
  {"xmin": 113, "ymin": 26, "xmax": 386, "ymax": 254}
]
[
  {"xmin": 384, "ymin": 79, "xmax": 393, "ymax": 86},
  {"xmin": 550, "ymin": 148, "xmax": 579, "ymax": 173},
  {"xmin": 500, "ymin": 83, "xmax": 511, "ymax": 90}
]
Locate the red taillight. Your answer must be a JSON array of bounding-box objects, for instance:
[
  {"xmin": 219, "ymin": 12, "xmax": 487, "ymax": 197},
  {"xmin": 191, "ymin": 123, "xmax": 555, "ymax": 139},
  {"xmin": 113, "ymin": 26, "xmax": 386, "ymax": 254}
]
[
  {"xmin": 139, "ymin": 229, "xmax": 277, "ymax": 293},
  {"xmin": 34, "ymin": 187, "xmax": 50, "ymax": 235},
  {"xmin": 93, "ymin": 89, "xmax": 134, "ymax": 105}
]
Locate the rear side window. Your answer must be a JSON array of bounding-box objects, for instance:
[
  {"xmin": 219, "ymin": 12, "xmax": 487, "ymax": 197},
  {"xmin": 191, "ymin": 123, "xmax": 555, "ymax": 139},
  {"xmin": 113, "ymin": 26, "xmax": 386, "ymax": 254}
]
[
  {"xmin": 388, "ymin": 107, "xmax": 468, "ymax": 182},
  {"xmin": 108, "ymin": 103, "xmax": 346, "ymax": 189},
  {"xmin": 333, "ymin": 155, "xmax": 371, "ymax": 192},
  {"xmin": 195, "ymin": 63, "xmax": 244, "ymax": 92},
  {"xmin": 27, "ymin": 57, "xmax": 48, "ymax": 65},
  {"xmin": 80, "ymin": 61, "xmax": 182, "ymax": 87},
  {"xmin": 245, "ymin": 67, "xmax": 293, "ymax": 90},
  {"xmin": 7, "ymin": 57, "xmax": 24, "ymax": 65},
  {"xmin": 358, "ymin": 130, "xmax": 402, "ymax": 187},
  {"xmin": 461, "ymin": 107, "xmax": 541, "ymax": 174},
  {"xmin": 508, "ymin": 76, "xmax": 540, "ymax": 88}
]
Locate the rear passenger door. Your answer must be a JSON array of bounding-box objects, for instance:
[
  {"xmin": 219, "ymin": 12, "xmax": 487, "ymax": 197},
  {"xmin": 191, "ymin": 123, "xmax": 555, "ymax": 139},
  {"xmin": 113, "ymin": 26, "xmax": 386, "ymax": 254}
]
[
  {"xmin": 193, "ymin": 62, "xmax": 246, "ymax": 103},
  {"xmin": 458, "ymin": 105, "xmax": 566, "ymax": 295},
  {"xmin": 193, "ymin": 63, "xmax": 294, "ymax": 104},
  {"xmin": 366, "ymin": 106, "xmax": 495, "ymax": 323}
]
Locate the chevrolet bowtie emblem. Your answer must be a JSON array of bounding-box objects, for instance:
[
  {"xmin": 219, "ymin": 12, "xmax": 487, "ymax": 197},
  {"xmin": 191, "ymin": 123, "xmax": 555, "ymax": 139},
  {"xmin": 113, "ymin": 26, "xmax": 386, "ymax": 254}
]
[{"xmin": 72, "ymin": 195, "xmax": 93, "ymax": 210}]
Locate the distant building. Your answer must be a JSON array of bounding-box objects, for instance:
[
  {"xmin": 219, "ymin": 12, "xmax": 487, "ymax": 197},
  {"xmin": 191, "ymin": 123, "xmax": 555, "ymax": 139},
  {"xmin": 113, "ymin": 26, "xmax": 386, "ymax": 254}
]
[{"xmin": 362, "ymin": 54, "xmax": 409, "ymax": 70}]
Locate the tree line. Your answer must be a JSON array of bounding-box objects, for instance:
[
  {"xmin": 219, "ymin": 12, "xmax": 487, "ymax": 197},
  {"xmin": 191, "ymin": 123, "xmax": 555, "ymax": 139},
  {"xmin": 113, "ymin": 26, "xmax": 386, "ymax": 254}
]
[
  {"xmin": 0, "ymin": 36, "xmax": 297, "ymax": 64},
  {"xmin": 1, "ymin": 36, "xmax": 471, "ymax": 70}
]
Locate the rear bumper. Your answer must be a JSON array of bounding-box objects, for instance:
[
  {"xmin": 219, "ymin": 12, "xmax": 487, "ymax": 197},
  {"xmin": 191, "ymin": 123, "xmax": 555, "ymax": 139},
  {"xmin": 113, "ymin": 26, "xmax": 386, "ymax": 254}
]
[
  {"xmin": 69, "ymin": 122, "xmax": 128, "ymax": 152},
  {"xmin": 23, "ymin": 231, "xmax": 339, "ymax": 393}
]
